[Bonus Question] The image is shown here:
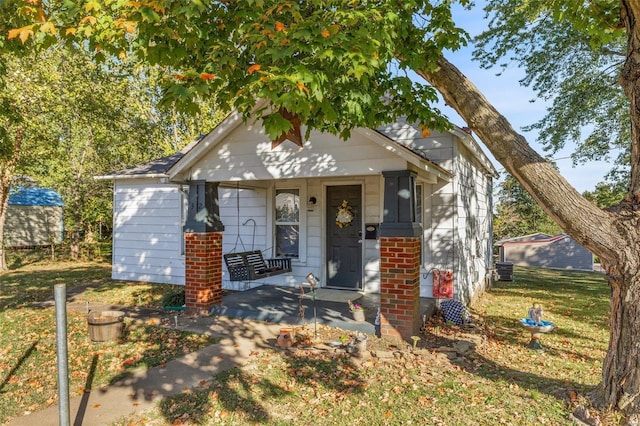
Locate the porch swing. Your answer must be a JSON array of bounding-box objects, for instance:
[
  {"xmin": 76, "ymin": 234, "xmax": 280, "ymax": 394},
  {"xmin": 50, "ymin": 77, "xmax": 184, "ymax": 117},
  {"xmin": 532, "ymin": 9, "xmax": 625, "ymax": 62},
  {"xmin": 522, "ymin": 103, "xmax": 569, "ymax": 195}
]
[{"xmin": 223, "ymin": 183, "xmax": 292, "ymax": 281}]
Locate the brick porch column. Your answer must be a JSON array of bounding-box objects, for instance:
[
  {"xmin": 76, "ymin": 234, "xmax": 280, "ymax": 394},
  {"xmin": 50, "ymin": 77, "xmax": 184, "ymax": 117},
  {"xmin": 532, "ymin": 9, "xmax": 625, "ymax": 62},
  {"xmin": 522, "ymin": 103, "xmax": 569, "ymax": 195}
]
[
  {"xmin": 379, "ymin": 170, "xmax": 422, "ymax": 341},
  {"xmin": 185, "ymin": 232, "xmax": 223, "ymax": 315},
  {"xmin": 379, "ymin": 236, "xmax": 421, "ymax": 340},
  {"xmin": 183, "ymin": 180, "xmax": 225, "ymax": 316}
]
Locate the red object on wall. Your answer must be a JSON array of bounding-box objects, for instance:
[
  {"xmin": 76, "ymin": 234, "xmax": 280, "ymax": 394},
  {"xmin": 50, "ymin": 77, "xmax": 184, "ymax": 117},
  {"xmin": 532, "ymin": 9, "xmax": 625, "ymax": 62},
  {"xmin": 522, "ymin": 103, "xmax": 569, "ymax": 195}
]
[{"xmin": 433, "ymin": 269, "xmax": 454, "ymax": 298}]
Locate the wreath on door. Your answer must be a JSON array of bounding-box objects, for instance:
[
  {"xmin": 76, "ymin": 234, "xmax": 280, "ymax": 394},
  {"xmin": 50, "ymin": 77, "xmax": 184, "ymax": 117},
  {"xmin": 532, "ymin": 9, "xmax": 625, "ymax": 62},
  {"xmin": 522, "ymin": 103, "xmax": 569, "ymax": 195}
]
[{"xmin": 335, "ymin": 200, "xmax": 354, "ymax": 228}]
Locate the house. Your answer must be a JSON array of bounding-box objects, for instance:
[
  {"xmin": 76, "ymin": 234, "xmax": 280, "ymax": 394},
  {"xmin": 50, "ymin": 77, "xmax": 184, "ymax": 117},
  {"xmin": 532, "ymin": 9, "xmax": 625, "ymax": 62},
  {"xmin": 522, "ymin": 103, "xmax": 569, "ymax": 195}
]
[
  {"xmin": 4, "ymin": 187, "xmax": 64, "ymax": 248},
  {"xmin": 97, "ymin": 108, "xmax": 498, "ymax": 339},
  {"xmin": 496, "ymin": 233, "xmax": 594, "ymax": 271}
]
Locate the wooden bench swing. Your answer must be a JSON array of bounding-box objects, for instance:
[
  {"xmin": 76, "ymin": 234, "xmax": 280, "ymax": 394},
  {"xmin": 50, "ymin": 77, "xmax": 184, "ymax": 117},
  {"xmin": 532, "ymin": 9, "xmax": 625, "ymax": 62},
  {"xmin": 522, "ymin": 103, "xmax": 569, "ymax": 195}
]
[
  {"xmin": 224, "ymin": 250, "xmax": 292, "ymax": 281},
  {"xmin": 223, "ymin": 183, "xmax": 292, "ymax": 281}
]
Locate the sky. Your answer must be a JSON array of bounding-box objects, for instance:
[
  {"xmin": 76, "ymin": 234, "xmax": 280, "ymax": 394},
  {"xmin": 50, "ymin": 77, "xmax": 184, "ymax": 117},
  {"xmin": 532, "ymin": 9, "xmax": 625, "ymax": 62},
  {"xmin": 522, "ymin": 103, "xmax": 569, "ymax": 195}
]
[{"xmin": 432, "ymin": 2, "xmax": 613, "ymax": 194}]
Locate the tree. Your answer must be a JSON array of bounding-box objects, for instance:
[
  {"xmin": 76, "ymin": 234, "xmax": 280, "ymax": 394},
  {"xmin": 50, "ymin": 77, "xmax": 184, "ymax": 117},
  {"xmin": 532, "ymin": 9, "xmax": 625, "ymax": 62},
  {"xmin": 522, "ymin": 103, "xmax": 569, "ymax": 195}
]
[
  {"xmin": 6, "ymin": 0, "xmax": 640, "ymax": 421},
  {"xmin": 0, "ymin": 44, "xmax": 224, "ymax": 267},
  {"xmin": 494, "ymin": 174, "xmax": 562, "ymax": 241}
]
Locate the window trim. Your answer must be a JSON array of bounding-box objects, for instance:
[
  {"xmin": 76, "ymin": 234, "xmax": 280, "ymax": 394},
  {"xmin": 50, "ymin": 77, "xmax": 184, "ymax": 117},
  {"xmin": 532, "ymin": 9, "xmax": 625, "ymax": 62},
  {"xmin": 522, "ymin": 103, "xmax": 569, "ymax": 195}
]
[{"xmin": 273, "ymin": 184, "xmax": 307, "ymax": 262}]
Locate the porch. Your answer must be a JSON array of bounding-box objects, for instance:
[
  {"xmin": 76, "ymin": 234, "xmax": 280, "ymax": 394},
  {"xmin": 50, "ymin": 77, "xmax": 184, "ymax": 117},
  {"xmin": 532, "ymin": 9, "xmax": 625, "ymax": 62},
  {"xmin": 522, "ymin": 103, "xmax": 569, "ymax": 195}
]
[{"xmin": 209, "ymin": 285, "xmax": 437, "ymax": 336}]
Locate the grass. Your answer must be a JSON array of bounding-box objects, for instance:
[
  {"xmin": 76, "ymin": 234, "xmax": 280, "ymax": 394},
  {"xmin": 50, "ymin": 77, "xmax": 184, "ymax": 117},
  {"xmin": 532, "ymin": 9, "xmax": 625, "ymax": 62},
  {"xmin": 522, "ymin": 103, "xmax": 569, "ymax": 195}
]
[
  {"xmin": 0, "ymin": 256, "xmax": 214, "ymax": 425},
  {"xmin": 114, "ymin": 266, "xmax": 618, "ymax": 426},
  {"xmin": 0, "ymin": 256, "xmax": 617, "ymax": 425}
]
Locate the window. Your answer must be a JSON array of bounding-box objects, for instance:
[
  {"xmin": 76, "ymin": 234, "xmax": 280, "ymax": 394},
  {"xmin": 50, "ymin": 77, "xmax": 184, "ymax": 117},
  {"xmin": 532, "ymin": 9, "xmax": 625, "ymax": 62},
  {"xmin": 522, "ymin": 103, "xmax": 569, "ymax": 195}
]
[{"xmin": 275, "ymin": 189, "xmax": 299, "ymax": 258}]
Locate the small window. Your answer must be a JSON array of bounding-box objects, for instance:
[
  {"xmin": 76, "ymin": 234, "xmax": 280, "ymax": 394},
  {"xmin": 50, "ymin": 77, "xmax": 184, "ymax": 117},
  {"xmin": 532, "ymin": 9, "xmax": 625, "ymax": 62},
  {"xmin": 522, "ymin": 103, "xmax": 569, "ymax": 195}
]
[{"xmin": 275, "ymin": 189, "xmax": 299, "ymax": 258}]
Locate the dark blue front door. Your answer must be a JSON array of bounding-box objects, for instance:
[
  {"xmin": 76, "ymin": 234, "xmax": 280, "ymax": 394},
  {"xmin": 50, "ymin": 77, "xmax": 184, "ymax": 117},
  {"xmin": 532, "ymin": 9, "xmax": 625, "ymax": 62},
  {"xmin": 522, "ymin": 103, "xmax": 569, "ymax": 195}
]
[{"xmin": 326, "ymin": 185, "xmax": 362, "ymax": 289}]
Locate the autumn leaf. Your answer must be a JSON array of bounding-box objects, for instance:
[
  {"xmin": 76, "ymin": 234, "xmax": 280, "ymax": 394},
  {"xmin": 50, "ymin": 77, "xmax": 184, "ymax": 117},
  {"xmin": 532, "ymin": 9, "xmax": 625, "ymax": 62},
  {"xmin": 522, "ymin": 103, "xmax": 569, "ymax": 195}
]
[
  {"xmin": 115, "ymin": 19, "xmax": 137, "ymax": 34},
  {"xmin": 296, "ymin": 82, "xmax": 309, "ymax": 94},
  {"xmin": 7, "ymin": 28, "xmax": 21, "ymax": 40},
  {"xmin": 8, "ymin": 26, "xmax": 34, "ymax": 44},
  {"xmin": 248, "ymin": 64, "xmax": 261, "ymax": 75},
  {"xmin": 65, "ymin": 27, "xmax": 77, "ymax": 35},
  {"xmin": 40, "ymin": 21, "xmax": 56, "ymax": 35},
  {"xmin": 275, "ymin": 21, "xmax": 286, "ymax": 32},
  {"xmin": 80, "ymin": 16, "xmax": 97, "ymax": 26},
  {"xmin": 84, "ymin": 1, "xmax": 101, "ymax": 13},
  {"xmin": 261, "ymin": 28, "xmax": 275, "ymax": 40}
]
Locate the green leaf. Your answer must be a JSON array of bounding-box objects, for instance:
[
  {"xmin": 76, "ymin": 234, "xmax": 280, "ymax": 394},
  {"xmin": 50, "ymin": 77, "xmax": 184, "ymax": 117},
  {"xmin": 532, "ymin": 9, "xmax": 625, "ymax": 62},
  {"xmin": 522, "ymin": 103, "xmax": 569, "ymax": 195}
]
[{"xmin": 140, "ymin": 7, "xmax": 161, "ymax": 23}]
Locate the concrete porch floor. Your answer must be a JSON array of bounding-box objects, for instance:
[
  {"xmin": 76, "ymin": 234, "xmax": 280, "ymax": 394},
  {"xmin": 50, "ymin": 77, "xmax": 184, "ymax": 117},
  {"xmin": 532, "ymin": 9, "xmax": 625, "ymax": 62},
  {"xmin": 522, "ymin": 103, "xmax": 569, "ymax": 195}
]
[{"xmin": 209, "ymin": 285, "xmax": 437, "ymax": 336}]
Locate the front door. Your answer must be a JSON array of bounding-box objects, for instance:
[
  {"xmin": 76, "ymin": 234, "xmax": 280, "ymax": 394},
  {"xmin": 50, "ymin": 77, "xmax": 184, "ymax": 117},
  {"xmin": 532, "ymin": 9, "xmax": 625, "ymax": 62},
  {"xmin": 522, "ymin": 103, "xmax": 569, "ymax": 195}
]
[{"xmin": 326, "ymin": 185, "xmax": 362, "ymax": 289}]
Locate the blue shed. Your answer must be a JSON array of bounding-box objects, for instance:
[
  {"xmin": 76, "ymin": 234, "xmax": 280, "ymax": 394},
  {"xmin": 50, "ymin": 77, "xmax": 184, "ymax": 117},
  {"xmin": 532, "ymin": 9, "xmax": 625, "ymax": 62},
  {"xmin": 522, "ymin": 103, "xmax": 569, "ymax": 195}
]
[{"xmin": 5, "ymin": 187, "xmax": 64, "ymax": 247}]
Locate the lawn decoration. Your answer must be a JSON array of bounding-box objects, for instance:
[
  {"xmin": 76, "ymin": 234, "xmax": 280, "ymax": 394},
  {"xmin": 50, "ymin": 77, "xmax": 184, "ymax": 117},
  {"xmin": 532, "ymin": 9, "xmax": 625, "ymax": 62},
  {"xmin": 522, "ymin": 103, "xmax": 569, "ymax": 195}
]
[{"xmin": 519, "ymin": 303, "xmax": 555, "ymax": 350}]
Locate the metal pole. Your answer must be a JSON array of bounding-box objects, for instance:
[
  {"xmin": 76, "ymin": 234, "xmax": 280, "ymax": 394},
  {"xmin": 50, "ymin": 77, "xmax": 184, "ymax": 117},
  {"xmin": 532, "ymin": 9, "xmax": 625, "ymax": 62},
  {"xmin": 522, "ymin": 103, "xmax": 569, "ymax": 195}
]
[
  {"xmin": 54, "ymin": 284, "xmax": 70, "ymax": 426},
  {"xmin": 313, "ymin": 290, "xmax": 317, "ymax": 338}
]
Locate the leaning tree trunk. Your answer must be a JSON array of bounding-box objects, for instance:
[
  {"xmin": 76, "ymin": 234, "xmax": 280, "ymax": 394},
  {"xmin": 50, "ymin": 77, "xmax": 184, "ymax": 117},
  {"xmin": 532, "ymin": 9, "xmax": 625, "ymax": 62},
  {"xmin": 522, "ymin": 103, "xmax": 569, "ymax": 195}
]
[
  {"xmin": 621, "ymin": 1, "xmax": 640, "ymax": 204},
  {"xmin": 417, "ymin": 54, "xmax": 640, "ymax": 422}
]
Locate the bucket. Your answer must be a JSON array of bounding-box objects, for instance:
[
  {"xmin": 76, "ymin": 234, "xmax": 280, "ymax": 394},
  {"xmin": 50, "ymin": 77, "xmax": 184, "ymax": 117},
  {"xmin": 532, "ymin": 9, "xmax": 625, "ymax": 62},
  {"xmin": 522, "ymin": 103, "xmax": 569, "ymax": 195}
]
[{"xmin": 87, "ymin": 310, "xmax": 125, "ymax": 342}]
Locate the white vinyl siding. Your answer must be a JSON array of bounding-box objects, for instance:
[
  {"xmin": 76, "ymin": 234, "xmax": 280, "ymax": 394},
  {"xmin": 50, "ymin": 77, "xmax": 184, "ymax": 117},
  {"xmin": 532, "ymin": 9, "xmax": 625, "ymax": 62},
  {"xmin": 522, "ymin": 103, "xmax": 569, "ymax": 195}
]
[
  {"xmin": 112, "ymin": 179, "xmax": 185, "ymax": 285},
  {"xmin": 177, "ymin": 124, "xmax": 407, "ymax": 183}
]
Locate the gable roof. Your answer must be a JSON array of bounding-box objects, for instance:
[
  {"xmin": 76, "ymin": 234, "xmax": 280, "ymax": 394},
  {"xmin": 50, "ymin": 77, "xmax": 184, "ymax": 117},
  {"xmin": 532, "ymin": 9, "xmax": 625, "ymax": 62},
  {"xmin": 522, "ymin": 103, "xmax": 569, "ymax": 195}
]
[
  {"xmin": 95, "ymin": 136, "xmax": 203, "ymax": 180},
  {"xmin": 9, "ymin": 187, "xmax": 64, "ymax": 207},
  {"xmin": 96, "ymin": 107, "xmax": 496, "ymax": 182},
  {"xmin": 496, "ymin": 233, "xmax": 568, "ymax": 246}
]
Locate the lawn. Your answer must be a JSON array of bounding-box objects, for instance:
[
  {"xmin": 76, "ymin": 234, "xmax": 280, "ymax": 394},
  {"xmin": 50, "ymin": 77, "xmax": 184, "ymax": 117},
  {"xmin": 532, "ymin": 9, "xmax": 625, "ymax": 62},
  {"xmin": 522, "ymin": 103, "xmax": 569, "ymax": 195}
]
[
  {"xmin": 114, "ymin": 266, "xmax": 617, "ymax": 426},
  {"xmin": 0, "ymin": 258, "xmax": 215, "ymax": 425},
  {"xmin": 0, "ymin": 257, "xmax": 617, "ymax": 425}
]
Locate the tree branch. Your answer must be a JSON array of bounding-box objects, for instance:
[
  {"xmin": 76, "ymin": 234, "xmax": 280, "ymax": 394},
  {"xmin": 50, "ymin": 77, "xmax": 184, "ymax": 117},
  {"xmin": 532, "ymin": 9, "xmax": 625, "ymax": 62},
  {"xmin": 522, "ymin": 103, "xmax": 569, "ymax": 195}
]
[{"xmin": 416, "ymin": 56, "xmax": 622, "ymax": 262}]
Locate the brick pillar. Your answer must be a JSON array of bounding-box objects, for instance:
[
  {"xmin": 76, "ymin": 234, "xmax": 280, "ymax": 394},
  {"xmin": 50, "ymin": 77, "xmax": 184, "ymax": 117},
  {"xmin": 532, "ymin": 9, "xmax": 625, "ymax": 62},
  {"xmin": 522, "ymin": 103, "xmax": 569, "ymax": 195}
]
[
  {"xmin": 379, "ymin": 236, "xmax": 422, "ymax": 341},
  {"xmin": 378, "ymin": 170, "xmax": 422, "ymax": 341},
  {"xmin": 184, "ymin": 232, "xmax": 223, "ymax": 315},
  {"xmin": 183, "ymin": 180, "xmax": 224, "ymax": 316}
]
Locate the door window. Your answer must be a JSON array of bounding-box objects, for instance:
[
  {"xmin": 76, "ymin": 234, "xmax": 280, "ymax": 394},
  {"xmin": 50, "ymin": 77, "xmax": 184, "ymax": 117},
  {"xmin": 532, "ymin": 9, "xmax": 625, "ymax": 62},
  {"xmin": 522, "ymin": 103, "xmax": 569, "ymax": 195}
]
[{"xmin": 275, "ymin": 189, "xmax": 300, "ymax": 258}]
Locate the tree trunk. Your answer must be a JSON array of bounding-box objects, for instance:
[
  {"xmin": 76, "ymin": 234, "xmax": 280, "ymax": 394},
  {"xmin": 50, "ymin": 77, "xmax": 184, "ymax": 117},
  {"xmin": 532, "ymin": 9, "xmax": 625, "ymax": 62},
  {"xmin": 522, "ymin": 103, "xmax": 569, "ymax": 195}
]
[
  {"xmin": 417, "ymin": 56, "xmax": 640, "ymax": 422},
  {"xmin": 416, "ymin": 57, "xmax": 622, "ymax": 259},
  {"xmin": 621, "ymin": 1, "xmax": 640, "ymax": 202},
  {"xmin": 0, "ymin": 126, "xmax": 24, "ymax": 272}
]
